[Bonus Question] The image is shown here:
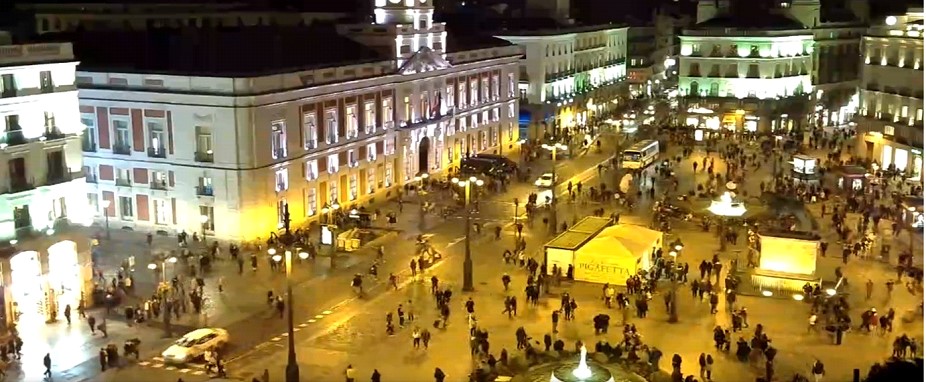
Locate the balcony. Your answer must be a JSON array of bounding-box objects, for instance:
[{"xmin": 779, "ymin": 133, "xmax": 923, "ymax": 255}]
[
  {"xmin": 151, "ymin": 180, "xmax": 169, "ymax": 190},
  {"xmin": 272, "ymin": 148, "xmax": 287, "ymax": 159},
  {"xmin": 1, "ymin": 130, "xmax": 27, "ymax": 147},
  {"xmin": 1, "ymin": 88, "xmax": 16, "ymax": 98},
  {"xmin": 194, "ymin": 151, "xmax": 214, "ymax": 163},
  {"xmin": 8, "ymin": 179, "xmax": 34, "ymax": 193},
  {"xmin": 112, "ymin": 143, "xmax": 131, "ymax": 155},
  {"xmin": 44, "ymin": 129, "xmax": 67, "ymax": 141},
  {"xmin": 399, "ymin": 109, "xmax": 456, "ymax": 131},
  {"xmin": 85, "ymin": 174, "xmax": 98, "ymax": 183},
  {"xmin": 147, "ymin": 146, "xmax": 167, "ymax": 158},
  {"xmin": 115, "ymin": 178, "xmax": 131, "ymax": 187},
  {"xmin": 196, "ymin": 185, "xmax": 214, "ymax": 197},
  {"xmin": 82, "ymin": 139, "xmax": 97, "ymax": 152},
  {"xmin": 45, "ymin": 169, "xmax": 81, "ymax": 186}
]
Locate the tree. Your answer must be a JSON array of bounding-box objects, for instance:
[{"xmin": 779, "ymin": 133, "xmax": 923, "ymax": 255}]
[{"xmin": 864, "ymin": 358, "xmax": 923, "ymax": 382}]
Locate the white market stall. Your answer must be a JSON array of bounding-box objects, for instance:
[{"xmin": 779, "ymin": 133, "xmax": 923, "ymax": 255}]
[{"xmin": 544, "ymin": 219, "xmax": 663, "ymax": 286}]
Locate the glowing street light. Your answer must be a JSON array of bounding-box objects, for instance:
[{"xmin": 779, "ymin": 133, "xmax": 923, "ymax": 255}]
[
  {"xmin": 540, "ymin": 142, "xmax": 568, "ymax": 236},
  {"xmin": 452, "ymin": 176, "xmax": 485, "ymax": 291},
  {"xmin": 102, "ymin": 199, "xmax": 112, "ymax": 239}
]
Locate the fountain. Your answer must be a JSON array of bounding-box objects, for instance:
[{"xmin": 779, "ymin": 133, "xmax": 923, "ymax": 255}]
[{"xmin": 548, "ymin": 345, "xmax": 616, "ymax": 382}]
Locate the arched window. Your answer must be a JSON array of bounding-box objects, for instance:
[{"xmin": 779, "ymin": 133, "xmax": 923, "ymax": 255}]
[{"xmin": 689, "ymin": 81, "xmax": 700, "ymax": 97}]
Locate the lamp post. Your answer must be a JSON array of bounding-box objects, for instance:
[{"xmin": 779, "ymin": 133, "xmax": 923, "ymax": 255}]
[
  {"xmin": 321, "ymin": 201, "xmax": 341, "ymax": 268},
  {"xmin": 147, "ymin": 255, "xmax": 178, "ymax": 283},
  {"xmin": 541, "ymin": 142, "xmax": 568, "ymax": 237},
  {"xmin": 102, "ymin": 199, "xmax": 112, "ymax": 239},
  {"xmin": 267, "ymin": 202, "xmax": 310, "ymax": 382},
  {"xmin": 667, "ymin": 239, "xmax": 684, "ymax": 323},
  {"xmin": 271, "ymin": 249, "xmax": 310, "ymax": 382},
  {"xmin": 199, "ymin": 214, "xmax": 209, "ymax": 239},
  {"xmin": 452, "ymin": 176, "xmax": 484, "ymax": 292}
]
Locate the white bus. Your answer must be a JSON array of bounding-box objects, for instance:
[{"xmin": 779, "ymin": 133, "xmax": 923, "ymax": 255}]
[{"xmin": 621, "ymin": 140, "xmax": 660, "ymax": 169}]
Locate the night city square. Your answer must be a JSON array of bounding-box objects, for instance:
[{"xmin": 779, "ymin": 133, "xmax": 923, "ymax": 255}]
[{"xmin": 0, "ymin": 0, "xmax": 921, "ymax": 381}]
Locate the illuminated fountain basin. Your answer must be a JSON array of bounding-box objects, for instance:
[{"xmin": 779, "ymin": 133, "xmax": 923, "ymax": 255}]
[{"xmin": 522, "ymin": 346, "xmax": 647, "ymax": 382}]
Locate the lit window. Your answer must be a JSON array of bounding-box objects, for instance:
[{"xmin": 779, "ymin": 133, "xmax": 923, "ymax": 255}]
[
  {"xmin": 346, "ymin": 104, "xmax": 359, "ymax": 139},
  {"xmin": 349, "ymin": 174, "xmax": 358, "ymax": 201},
  {"xmin": 367, "ymin": 143, "xmax": 377, "ymax": 162},
  {"xmin": 271, "ymin": 121, "xmax": 286, "ymax": 159},
  {"xmin": 303, "ymin": 113, "xmax": 318, "ymax": 149},
  {"xmin": 382, "ymin": 98, "xmax": 394, "ymax": 129},
  {"xmin": 364, "ymin": 101, "xmax": 375, "ymax": 134},
  {"xmin": 327, "ymin": 154, "xmax": 339, "ymax": 174},
  {"xmin": 305, "ymin": 160, "xmax": 318, "ymax": 180},
  {"xmin": 275, "ymin": 168, "xmax": 289, "ymax": 192},
  {"xmin": 325, "ymin": 108, "xmax": 338, "ymax": 144},
  {"xmin": 348, "ymin": 149, "xmax": 359, "ymax": 168},
  {"xmin": 385, "ymin": 137, "xmax": 395, "ymax": 155},
  {"xmin": 306, "ymin": 187, "xmax": 317, "ymax": 216},
  {"xmin": 384, "ymin": 161, "xmax": 394, "ymax": 187},
  {"xmin": 276, "ymin": 199, "xmax": 287, "ymax": 228},
  {"xmin": 884, "ymin": 125, "xmax": 895, "ymax": 136}
]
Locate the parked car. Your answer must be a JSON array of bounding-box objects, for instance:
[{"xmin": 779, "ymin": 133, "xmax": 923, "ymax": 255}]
[{"xmin": 161, "ymin": 328, "xmax": 229, "ymax": 364}]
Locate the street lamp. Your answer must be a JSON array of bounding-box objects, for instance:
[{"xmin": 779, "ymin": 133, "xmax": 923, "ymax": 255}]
[
  {"xmin": 321, "ymin": 201, "xmax": 341, "ymax": 268},
  {"xmin": 452, "ymin": 176, "xmax": 484, "ymax": 292},
  {"xmin": 148, "ymin": 256, "xmax": 178, "ymax": 283},
  {"xmin": 541, "ymin": 142, "xmax": 568, "ymax": 236},
  {"xmin": 708, "ymin": 191, "xmax": 747, "ymax": 251},
  {"xmin": 199, "ymin": 214, "xmax": 209, "ymax": 239},
  {"xmin": 271, "ymin": 249, "xmax": 310, "ymax": 382},
  {"xmin": 668, "ymin": 238, "xmax": 684, "ymax": 323},
  {"xmin": 101, "ymin": 199, "xmax": 112, "ymax": 239}
]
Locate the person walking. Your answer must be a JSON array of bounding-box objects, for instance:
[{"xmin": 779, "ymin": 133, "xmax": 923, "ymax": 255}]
[
  {"xmin": 345, "ymin": 364, "xmax": 356, "ymax": 382},
  {"xmin": 43, "ymin": 353, "xmax": 52, "ymax": 378},
  {"xmin": 64, "ymin": 304, "xmax": 72, "ymax": 326},
  {"xmin": 434, "ymin": 367, "xmax": 446, "ymax": 382},
  {"xmin": 811, "ymin": 359, "xmax": 825, "ymax": 382},
  {"xmin": 87, "ymin": 315, "xmax": 97, "ymax": 335}
]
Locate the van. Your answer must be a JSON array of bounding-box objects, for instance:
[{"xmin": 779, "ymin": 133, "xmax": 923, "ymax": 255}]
[{"xmin": 473, "ymin": 154, "xmax": 518, "ymax": 171}]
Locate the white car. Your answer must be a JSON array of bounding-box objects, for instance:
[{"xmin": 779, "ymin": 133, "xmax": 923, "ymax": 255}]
[
  {"xmin": 534, "ymin": 173, "xmax": 556, "ymax": 188},
  {"xmin": 161, "ymin": 328, "xmax": 229, "ymax": 364}
]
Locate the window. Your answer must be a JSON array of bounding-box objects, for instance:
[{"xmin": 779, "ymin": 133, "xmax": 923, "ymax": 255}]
[
  {"xmin": 306, "ymin": 187, "xmax": 317, "ymax": 216},
  {"xmin": 446, "ymin": 85, "xmax": 454, "ymax": 111},
  {"xmin": 199, "ymin": 205, "xmax": 215, "ymax": 231},
  {"xmin": 151, "ymin": 171, "xmax": 168, "ymax": 189},
  {"xmin": 403, "ymin": 96, "xmax": 412, "ymax": 123},
  {"xmin": 470, "ymin": 114, "xmax": 478, "ymax": 129},
  {"xmin": 325, "ymin": 180, "xmax": 338, "ymax": 204},
  {"xmin": 382, "ymin": 98, "xmax": 393, "ymax": 128},
  {"xmin": 508, "ymin": 103, "xmax": 516, "ymax": 119},
  {"xmin": 366, "ymin": 169, "xmax": 376, "ymax": 194},
  {"xmin": 44, "ymin": 111, "xmax": 57, "ymax": 134},
  {"xmin": 469, "ymin": 80, "xmax": 478, "ymax": 106},
  {"xmin": 348, "ymin": 149, "xmax": 358, "ymax": 168},
  {"xmin": 327, "ymin": 154, "xmax": 339, "ymax": 174},
  {"xmin": 303, "ymin": 113, "xmax": 318, "ymax": 149},
  {"xmin": 481, "ymin": 77, "xmax": 490, "ymax": 103},
  {"xmin": 363, "ymin": 102, "xmax": 375, "ymax": 134},
  {"xmin": 195, "ymin": 126, "xmax": 213, "ymax": 161},
  {"xmin": 508, "ymin": 73, "xmax": 515, "ymax": 97},
  {"xmin": 276, "ymin": 199, "xmax": 287, "ymax": 228},
  {"xmin": 884, "ymin": 125, "xmax": 895, "ymax": 136},
  {"xmin": 459, "ymin": 116, "xmax": 468, "ymax": 132},
  {"xmin": 39, "ymin": 70, "xmax": 54, "ymax": 93},
  {"xmin": 197, "ymin": 176, "xmax": 214, "ymax": 196},
  {"xmin": 348, "ymin": 174, "xmax": 358, "ymax": 201},
  {"xmin": 81, "ymin": 115, "xmax": 96, "ymax": 150},
  {"xmin": 0, "ymin": 73, "xmax": 16, "ymax": 96},
  {"xmin": 917, "ymin": 108, "xmax": 923, "ymax": 122},
  {"xmin": 148, "ymin": 120, "xmax": 166, "ymax": 155},
  {"xmin": 153, "ymin": 199, "xmax": 169, "ymax": 225},
  {"xmin": 305, "ymin": 159, "xmax": 318, "ymax": 180},
  {"xmin": 367, "ymin": 143, "xmax": 377, "ymax": 162},
  {"xmin": 482, "ymin": 110, "xmax": 489, "ymax": 125},
  {"xmin": 492, "ymin": 74, "xmax": 500, "ymax": 100},
  {"xmin": 275, "ymin": 168, "xmax": 289, "ymax": 192},
  {"xmin": 271, "ymin": 121, "xmax": 286, "ymax": 159},
  {"xmin": 116, "ymin": 168, "xmax": 131, "ymax": 186},
  {"xmin": 113, "ymin": 119, "xmax": 130, "ymax": 149},
  {"xmin": 901, "ymin": 105, "xmax": 909, "ymax": 118},
  {"xmin": 119, "ymin": 196, "xmax": 134, "ymax": 220},
  {"xmin": 492, "ymin": 107, "xmax": 500, "ymax": 122},
  {"xmin": 87, "ymin": 193, "xmax": 99, "ymax": 214},
  {"xmin": 385, "ymin": 161, "xmax": 394, "ymax": 187},
  {"xmin": 346, "ymin": 104, "xmax": 359, "ymax": 139},
  {"xmin": 458, "ymin": 83, "xmax": 466, "ymax": 108},
  {"xmin": 325, "ymin": 108, "xmax": 338, "ymax": 144},
  {"xmin": 385, "ymin": 137, "xmax": 395, "ymax": 155}
]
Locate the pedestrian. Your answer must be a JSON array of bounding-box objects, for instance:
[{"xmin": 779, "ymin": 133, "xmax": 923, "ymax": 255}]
[
  {"xmin": 64, "ymin": 304, "xmax": 72, "ymax": 326},
  {"xmin": 98, "ymin": 348, "xmax": 107, "ymax": 371},
  {"xmin": 345, "ymin": 364, "xmax": 356, "ymax": 382},
  {"xmin": 88, "ymin": 315, "xmax": 97, "ymax": 334},
  {"xmin": 99, "ymin": 318, "xmax": 109, "ymax": 338},
  {"xmin": 705, "ymin": 354, "xmax": 713, "ymax": 380},
  {"xmin": 412, "ymin": 327, "xmax": 421, "ymax": 349},
  {"xmin": 371, "ymin": 369, "xmax": 381, "ymax": 382},
  {"xmin": 811, "ymin": 359, "xmax": 825, "ymax": 382},
  {"xmin": 434, "ymin": 367, "xmax": 446, "ymax": 382},
  {"xmin": 261, "ymin": 368, "xmax": 270, "ymax": 382},
  {"xmin": 551, "ymin": 310, "xmax": 560, "ymax": 333},
  {"xmin": 43, "ymin": 352, "xmax": 51, "ymax": 378}
]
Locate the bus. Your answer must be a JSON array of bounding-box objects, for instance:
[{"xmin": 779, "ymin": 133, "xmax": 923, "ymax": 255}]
[{"xmin": 621, "ymin": 140, "xmax": 660, "ymax": 169}]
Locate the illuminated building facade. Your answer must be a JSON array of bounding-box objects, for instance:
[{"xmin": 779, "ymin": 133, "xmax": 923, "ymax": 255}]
[
  {"xmin": 678, "ymin": 1, "xmax": 815, "ymax": 133},
  {"xmin": 0, "ymin": 35, "xmax": 93, "ymax": 242},
  {"xmin": 495, "ymin": 25, "xmax": 628, "ymax": 140},
  {"xmin": 856, "ymin": 9, "xmax": 925, "ymax": 181},
  {"xmin": 72, "ymin": 0, "xmax": 520, "ymax": 240}
]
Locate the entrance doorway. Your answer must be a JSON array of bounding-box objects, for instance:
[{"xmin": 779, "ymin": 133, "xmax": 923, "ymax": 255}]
[{"xmin": 418, "ymin": 137, "xmax": 430, "ymax": 174}]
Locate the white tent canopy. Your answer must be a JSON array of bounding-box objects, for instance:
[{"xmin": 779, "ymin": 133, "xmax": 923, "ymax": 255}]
[{"xmin": 572, "ymin": 225, "xmax": 662, "ymax": 285}]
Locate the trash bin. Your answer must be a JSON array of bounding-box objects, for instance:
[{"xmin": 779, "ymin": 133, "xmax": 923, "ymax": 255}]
[{"xmin": 835, "ymin": 328, "xmax": 844, "ymax": 345}]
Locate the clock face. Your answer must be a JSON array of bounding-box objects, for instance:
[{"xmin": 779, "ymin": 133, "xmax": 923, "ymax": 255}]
[
  {"xmin": 389, "ymin": 0, "xmax": 401, "ymax": 3},
  {"xmin": 419, "ymin": 0, "xmax": 427, "ymax": 3}
]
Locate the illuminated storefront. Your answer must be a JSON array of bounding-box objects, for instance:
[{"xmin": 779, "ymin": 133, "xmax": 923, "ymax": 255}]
[{"xmin": 1, "ymin": 240, "xmax": 93, "ymax": 327}]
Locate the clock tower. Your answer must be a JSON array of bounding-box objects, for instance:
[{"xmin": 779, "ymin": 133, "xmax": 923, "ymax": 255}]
[{"xmin": 371, "ymin": 0, "xmax": 447, "ymax": 65}]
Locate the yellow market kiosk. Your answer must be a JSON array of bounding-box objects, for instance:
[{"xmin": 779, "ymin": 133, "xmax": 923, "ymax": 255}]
[{"xmin": 544, "ymin": 217, "xmax": 662, "ymax": 286}]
